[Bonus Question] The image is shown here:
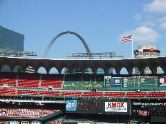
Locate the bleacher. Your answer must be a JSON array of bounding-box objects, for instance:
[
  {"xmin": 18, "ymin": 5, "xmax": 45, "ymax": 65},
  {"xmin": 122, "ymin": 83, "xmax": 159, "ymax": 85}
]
[
  {"xmin": 18, "ymin": 73, "xmax": 40, "ymax": 88},
  {"xmin": 0, "ymin": 108, "xmax": 58, "ymax": 119},
  {"xmin": 0, "ymin": 73, "xmax": 16, "ymax": 87},
  {"xmin": 41, "ymin": 75, "xmax": 62, "ymax": 89},
  {"xmin": 0, "ymin": 103, "xmax": 60, "ymax": 119},
  {"xmin": 0, "ymin": 72, "xmax": 166, "ymax": 98}
]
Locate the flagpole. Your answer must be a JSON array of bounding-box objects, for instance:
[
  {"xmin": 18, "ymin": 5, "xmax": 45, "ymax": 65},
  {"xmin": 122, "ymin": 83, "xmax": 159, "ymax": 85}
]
[{"xmin": 132, "ymin": 40, "xmax": 133, "ymax": 58}]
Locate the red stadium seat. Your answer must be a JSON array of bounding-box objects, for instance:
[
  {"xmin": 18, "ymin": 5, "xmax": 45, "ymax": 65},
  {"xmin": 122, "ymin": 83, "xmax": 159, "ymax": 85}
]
[
  {"xmin": 18, "ymin": 74, "xmax": 39, "ymax": 88},
  {"xmin": 0, "ymin": 88, "xmax": 15, "ymax": 96},
  {"xmin": 147, "ymin": 92, "xmax": 165, "ymax": 98},
  {"xmin": 41, "ymin": 75, "xmax": 62, "ymax": 89},
  {"xmin": 39, "ymin": 90, "xmax": 60, "ymax": 96},
  {"xmin": 104, "ymin": 92, "xmax": 125, "ymax": 97},
  {"xmin": 81, "ymin": 92, "xmax": 103, "ymax": 97},
  {"xmin": 18, "ymin": 90, "xmax": 38, "ymax": 96},
  {"xmin": 126, "ymin": 92, "xmax": 146, "ymax": 98},
  {"xmin": 0, "ymin": 108, "xmax": 59, "ymax": 119},
  {"xmin": 0, "ymin": 73, "xmax": 16, "ymax": 87},
  {"xmin": 61, "ymin": 91, "xmax": 82, "ymax": 97}
]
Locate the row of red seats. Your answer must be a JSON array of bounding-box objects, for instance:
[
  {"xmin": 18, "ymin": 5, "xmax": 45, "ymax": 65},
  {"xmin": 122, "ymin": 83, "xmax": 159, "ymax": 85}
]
[
  {"xmin": 146, "ymin": 92, "xmax": 165, "ymax": 97},
  {"xmin": 0, "ymin": 74, "xmax": 63, "ymax": 89},
  {"xmin": 126, "ymin": 92, "xmax": 146, "ymax": 97},
  {"xmin": 0, "ymin": 108, "xmax": 59, "ymax": 119},
  {"xmin": 0, "ymin": 88, "xmax": 166, "ymax": 98},
  {"xmin": 104, "ymin": 92, "xmax": 125, "ymax": 97},
  {"xmin": 60, "ymin": 91, "xmax": 82, "ymax": 96},
  {"xmin": 0, "ymin": 88, "xmax": 16, "ymax": 96},
  {"xmin": 18, "ymin": 74, "xmax": 40, "ymax": 88},
  {"xmin": 0, "ymin": 74, "xmax": 16, "ymax": 87}
]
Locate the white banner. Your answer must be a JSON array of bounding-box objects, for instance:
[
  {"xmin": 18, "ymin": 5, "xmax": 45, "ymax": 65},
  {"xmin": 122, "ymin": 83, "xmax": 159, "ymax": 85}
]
[{"xmin": 105, "ymin": 102, "xmax": 127, "ymax": 112}]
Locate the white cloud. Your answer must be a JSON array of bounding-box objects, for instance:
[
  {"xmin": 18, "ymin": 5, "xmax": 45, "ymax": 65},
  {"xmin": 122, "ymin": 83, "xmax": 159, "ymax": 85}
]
[
  {"xmin": 144, "ymin": 0, "xmax": 166, "ymax": 14},
  {"xmin": 160, "ymin": 22, "xmax": 166, "ymax": 29},
  {"xmin": 120, "ymin": 26, "xmax": 160, "ymax": 42},
  {"xmin": 143, "ymin": 20, "xmax": 156, "ymax": 27},
  {"xmin": 133, "ymin": 26, "xmax": 160, "ymax": 42}
]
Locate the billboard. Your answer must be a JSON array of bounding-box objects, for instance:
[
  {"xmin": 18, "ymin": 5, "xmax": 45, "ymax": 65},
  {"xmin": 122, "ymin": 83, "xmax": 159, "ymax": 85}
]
[
  {"xmin": 66, "ymin": 99, "xmax": 77, "ymax": 112},
  {"xmin": 105, "ymin": 102, "xmax": 127, "ymax": 112},
  {"xmin": 104, "ymin": 76, "xmax": 111, "ymax": 87},
  {"xmin": 67, "ymin": 98, "xmax": 131, "ymax": 115},
  {"xmin": 132, "ymin": 100, "xmax": 166, "ymax": 116},
  {"xmin": 104, "ymin": 76, "xmax": 123, "ymax": 87},
  {"xmin": 111, "ymin": 77, "xmax": 123, "ymax": 87},
  {"xmin": 123, "ymin": 76, "xmax": 158, "ymax": 88},
  {"xmin": 76, "ymin": 99, "xmax": 103, "ymax": 113},
  {"xmin": 159, "ymin": 77, "xmax": 166, "ymax": 86}
]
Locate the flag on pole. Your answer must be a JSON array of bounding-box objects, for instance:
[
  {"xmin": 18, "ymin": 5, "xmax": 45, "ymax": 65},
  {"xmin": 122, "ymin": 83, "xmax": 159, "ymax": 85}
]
[{"xmin": 121, "ymin": 35, "xmax": 133, "ymax": 43}]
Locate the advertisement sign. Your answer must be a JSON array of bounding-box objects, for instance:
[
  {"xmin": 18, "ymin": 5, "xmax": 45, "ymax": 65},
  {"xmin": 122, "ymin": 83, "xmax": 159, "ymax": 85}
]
[
  {"xmin": 104, "ymin": 76, "xmax": 111, "ymax": 87},
  {"xmin": 66, "ymin": 99, "xmax": 77, "ymax": 112},
  {"xmin": 105, "ymin": 102, "xmax": 127, "ymax": 112},
  {"xmin": 111, "ymin": 77, "xmax": 122, "ymax": 87},
  {"xmin": 159, "ymin": 77, "xmax": 166, "ymax": 86}
]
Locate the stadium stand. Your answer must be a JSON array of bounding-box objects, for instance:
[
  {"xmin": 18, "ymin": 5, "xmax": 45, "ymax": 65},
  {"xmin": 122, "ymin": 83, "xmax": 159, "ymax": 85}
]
[
  {"xmin": 0, "ymin": 108, "xmax": 58, "ymax": 119},
  {"xmin": 104, "ymin": 92, "xmax": 125, "ymax": 97},
  {"xmin": 0, "ymin": 88, "xmax": 16, "ymax": 96},
  {"xmin": 41, "ymin": 75, "xmax": 62, "ymax": 89},
  {"xmin": 18, "ymin": 73, "xmax": 40, "ymax": 88},
  {"xmin": 0, "ymin": 73, "xmax": 16, "ymax": 87},
  {"xmin": 38, "ymin": 90, "xmax": 60, "ymax": 96},
  {"xmin": 147, "ymin": 91, "xmax": 165, "ymax": 98},
  {"xmin": 126, "ymin": 92, "xmax": 146, "ymax": 98}
]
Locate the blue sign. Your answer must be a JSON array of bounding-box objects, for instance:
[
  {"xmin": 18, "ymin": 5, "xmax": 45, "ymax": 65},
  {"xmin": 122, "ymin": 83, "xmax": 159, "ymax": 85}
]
[{"xmin": 66, "ymin": 100, "xmax": 77, "ymax": 112}]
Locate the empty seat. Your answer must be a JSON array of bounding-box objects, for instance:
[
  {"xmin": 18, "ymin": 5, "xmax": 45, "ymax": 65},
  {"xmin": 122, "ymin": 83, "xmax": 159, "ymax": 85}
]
[
  {"xmin": 81, "ymin": 92, "xmax": 103, "ymax": 97},
  {"xmin": 104, "ymin": 92, "xmax": 125, "ymax": 97},
  {"xmin": 0, "ymin": 73, "xmax": 16, "ymax": 87},
  {"xmin": 147, "ymin": 92, "xmax": 165, "ymax": 98},
  {"xmin": 41, "ymin": 75, "xmax": 62, "ymax": 89},
  {"xmin": 39, "ymin": 91, "xmax": 60, "ymax": 96},
  {"xmin": 61, "ymin": 91, "xmax": 82, "ymax": 97},
  {"xmin": 18, "ymin": 74, "xmax": 39, "ymax": 88},
  {"xmin": 126, "ymin": 92, "xmax": 146, "ymax": 97}
]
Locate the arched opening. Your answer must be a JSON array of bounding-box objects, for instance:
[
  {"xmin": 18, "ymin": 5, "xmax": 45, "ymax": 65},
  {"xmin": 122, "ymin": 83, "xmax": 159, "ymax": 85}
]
[
  {"xmin": 72, "ymin": 68, "xmax": 82, "ymax": 74},
  {"xmin": 1, "ymin": 65, "xmax": 11, "ymax": 72},
  {"xmin": 49, "ymin": 67, "xmax": 59, "ymax": 74},
  {"xmin": 157, "ymin": 66, "xmax": 164, "ymax": 74},
  {"xmin": 132, "ymin": 67, "xmax": 140, "ymax": 75},
  {"xmin": 97, "ymin": 68, "xmax": 105, "ymax": 75},
  {"xmin": 61, "ymin": 67, "xmax": 70, "ymax": 74},
  {"xmin": 120, "ymin": 67, "xmax": 128, "ymax": 75},
  {"xmin": 13, "ymin": 65, "xmax": 23, "ymax": 73},
  {"xmin": 144, "ymin": 66, "xmax": 152, "ymax": 74},
  {"xmin": 84, "ymin": 68, "xmax": 93, "ymax": 74},
  {"xmin": 108, "ymin": 68, "xmax": 117, "ymax": 75},
  {"xmin": 25, "ymin": 66, "xmax": 36, "ymax": 73},
  {"xmin": 37, "ymin": 67, "xmax": 47, "ymax": 74}
]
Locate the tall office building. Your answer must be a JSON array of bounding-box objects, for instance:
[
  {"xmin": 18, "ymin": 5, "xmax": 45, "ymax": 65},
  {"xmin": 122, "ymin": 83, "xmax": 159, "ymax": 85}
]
[{"xmin": 0, "ymin": 25, "xmax": 24, "ymax": 51}]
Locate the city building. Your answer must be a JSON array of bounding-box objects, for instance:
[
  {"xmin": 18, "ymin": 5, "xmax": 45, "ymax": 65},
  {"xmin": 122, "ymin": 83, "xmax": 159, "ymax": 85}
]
[{"xmin": 0, "ymin": 25, "xmax": 24, "ymax": 51}]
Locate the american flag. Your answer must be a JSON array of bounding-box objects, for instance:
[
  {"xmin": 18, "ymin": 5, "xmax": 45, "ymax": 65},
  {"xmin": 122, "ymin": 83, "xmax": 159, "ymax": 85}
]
[{"xmin": 121, "ymin": 35, "xmax": 133, "ymax": 43}]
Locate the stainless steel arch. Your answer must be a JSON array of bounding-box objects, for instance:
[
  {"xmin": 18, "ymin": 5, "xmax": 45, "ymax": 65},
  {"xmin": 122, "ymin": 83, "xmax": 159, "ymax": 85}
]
[{"xmin": 44, "ymin": 31, "xmax": 92, "ymax": 57}]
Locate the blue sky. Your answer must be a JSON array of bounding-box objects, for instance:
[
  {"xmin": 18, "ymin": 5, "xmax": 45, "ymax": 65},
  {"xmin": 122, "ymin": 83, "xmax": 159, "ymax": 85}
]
[{"xmin": 0, "ymin": 0, "xmax": 166, "ymax": 58}]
